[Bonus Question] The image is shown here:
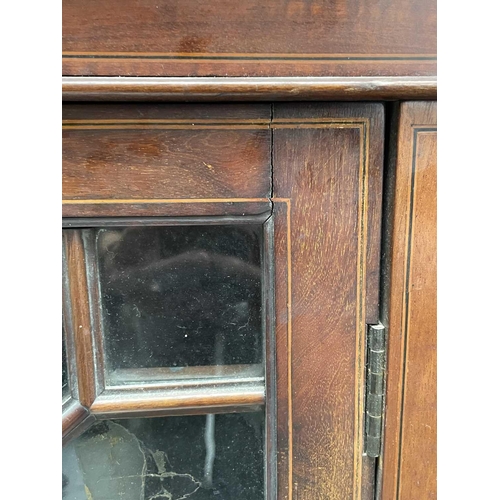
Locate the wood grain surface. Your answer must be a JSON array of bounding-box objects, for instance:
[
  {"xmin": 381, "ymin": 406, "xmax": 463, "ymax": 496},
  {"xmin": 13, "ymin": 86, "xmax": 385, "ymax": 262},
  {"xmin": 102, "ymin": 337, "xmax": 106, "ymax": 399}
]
[
  {"xmin": 380, "ymin": 101, "xmax": 437, "ymax": 500},
  {"xmin": 62, "ymin": 76, "xmax": 438, "ymax": 102},
  {"xmin": 90, "ymin": 382, "xmax": 265, "ymax": 418},
  {"xmin": 272, "ymin": 103, "xmax": 384, "ymax": 499},
  {"xmin": 63, "ymin": 230, "xmax": 97, "ymax": 408},
  {"xmin": 62, "ymin": 103, "xmax": 272, "ymax": 217},
  {"xmin": 62, "ymin": 0, "xmax": 436, "ymax": 77},
  {"xmin": 62, "ymin": 201, "xmax": 273, "ymax": 218}
]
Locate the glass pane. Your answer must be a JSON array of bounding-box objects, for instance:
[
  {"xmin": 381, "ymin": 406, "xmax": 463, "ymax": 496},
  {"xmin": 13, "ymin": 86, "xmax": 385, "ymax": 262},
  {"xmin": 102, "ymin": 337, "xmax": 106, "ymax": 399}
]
[
  {"xmin": 62, "ymin": 323, "xmax": 69, "ymax": 398},
  {"xmin": 62, "ymin": 411, "xmax": 264, "ymax": 500},
  {"xmin": 95, "ymin": 226, "xmax": 263, "ymax": 385}
]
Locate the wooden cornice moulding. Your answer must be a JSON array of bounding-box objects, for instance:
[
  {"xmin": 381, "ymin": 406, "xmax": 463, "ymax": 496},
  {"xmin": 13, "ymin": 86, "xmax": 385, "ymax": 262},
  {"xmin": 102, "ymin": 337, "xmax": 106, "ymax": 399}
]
[{"xmin": 62, "ymin": 76, "xmax": 437, "ymax": 101}]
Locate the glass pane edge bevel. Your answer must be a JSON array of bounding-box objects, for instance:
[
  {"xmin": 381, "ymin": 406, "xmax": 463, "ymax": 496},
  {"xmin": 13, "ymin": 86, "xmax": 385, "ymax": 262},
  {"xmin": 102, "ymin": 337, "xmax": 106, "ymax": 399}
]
[
  {"xmin": 106, "ymin": 364, "xmax": 264, "ymax": 390},
  {"xmin": 62, "ymin": 212, "xmax": 272, "ymax": 229},
  {"xmin": 263, "ymin": 213, "xmax": 277, "ymax": 500},
  {"xmin": 62, "ymin": 234, "xmax": 79, "ymax": 403}
]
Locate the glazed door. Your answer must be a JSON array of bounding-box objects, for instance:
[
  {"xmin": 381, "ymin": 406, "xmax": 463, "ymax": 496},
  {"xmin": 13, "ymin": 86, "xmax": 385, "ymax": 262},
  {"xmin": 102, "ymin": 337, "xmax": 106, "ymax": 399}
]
[{"xmin": 62, "ymin": 102, "xmax": 384, "ymax": 500}]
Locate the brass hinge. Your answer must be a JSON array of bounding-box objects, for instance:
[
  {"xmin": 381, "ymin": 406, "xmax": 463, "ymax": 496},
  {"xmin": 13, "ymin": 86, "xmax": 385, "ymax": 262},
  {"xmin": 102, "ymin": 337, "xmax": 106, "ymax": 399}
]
[{"xmin": 364, "ymin": 323, "xmax": 387, "ymax": 458}]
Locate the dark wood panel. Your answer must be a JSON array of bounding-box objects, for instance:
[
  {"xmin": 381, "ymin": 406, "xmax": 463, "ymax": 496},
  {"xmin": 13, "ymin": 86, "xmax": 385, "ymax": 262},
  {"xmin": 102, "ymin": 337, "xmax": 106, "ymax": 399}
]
[
  {"xmin": 272, "ymin": 103, "xmax": 384, "ymax": 499},
  {"xmin": 63, "ymin": 104, "xmax": 272, "ymax": 208},
  {"xmin": 62, "ymin": 126, "xmax": 271, "ymax": 199},
  {"xmin": 62, "ymin": 76, "xmax": 438, "ymax": 102},
  {"xmin": 63, "ymin": 102, "xmax": 270, "ymax": 121},
  {"xmin": 62, "ymin": 0, "xmax": 436, "ymax": 77},
  {"xmin": 380, "ymin": 102, "xmax": 437, "ymax": 500}
]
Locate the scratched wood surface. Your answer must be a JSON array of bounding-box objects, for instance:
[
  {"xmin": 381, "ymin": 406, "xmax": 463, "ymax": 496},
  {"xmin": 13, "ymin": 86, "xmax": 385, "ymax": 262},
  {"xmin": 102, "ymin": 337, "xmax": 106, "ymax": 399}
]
[
  {"xmin": 62, "ymin": 103, "xmax": 272, "ymax": 217},
  {"xmin": 272, "ymin": 103, "xmax": 384, "ymax": 499},
  {"xmin": 380, "ymin": 101, "xmax": 437, "ymax": 500},
  {"xmin": 62, "ymin": 0, "xmax": 436, "ymax": 77}
]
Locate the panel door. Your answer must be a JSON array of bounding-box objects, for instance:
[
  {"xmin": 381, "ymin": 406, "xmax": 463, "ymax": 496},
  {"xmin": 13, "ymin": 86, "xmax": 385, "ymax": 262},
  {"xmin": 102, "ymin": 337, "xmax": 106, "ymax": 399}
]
[{"xmin": 381, "ymin": 101, "xmax": 437, "ymax": 500}]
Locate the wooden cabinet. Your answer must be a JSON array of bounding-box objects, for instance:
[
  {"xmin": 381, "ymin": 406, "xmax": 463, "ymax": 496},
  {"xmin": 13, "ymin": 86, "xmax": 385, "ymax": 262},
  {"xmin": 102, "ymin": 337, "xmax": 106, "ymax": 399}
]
[{"xmin": 62, "ymin": 2, "xmax": 436, "ymax": 499}]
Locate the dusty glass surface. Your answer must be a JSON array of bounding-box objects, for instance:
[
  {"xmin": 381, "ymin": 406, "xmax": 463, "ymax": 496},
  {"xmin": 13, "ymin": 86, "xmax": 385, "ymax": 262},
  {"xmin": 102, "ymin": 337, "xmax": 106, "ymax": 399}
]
[
  {"xmin": 62, "ymin": 324, "xmax": 69, "ymax": 398},
  {"xmin": 95, "ymin": 226, "xmax": 263, "ymax": 384},
  {"xmin": 62, "ymin": 411, "xmax": 264, "ymax": 500}
]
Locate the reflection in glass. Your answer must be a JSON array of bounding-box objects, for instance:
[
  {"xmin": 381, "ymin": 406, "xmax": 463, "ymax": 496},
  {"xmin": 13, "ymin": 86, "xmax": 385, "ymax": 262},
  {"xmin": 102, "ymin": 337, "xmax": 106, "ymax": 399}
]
[
  {"xmin": 95, "ymin": 226, "xmax": 263, "ymax": 384},
  {"xmin": 62, "ymin": 411, "xmax": 264, "ymax": 500}
]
